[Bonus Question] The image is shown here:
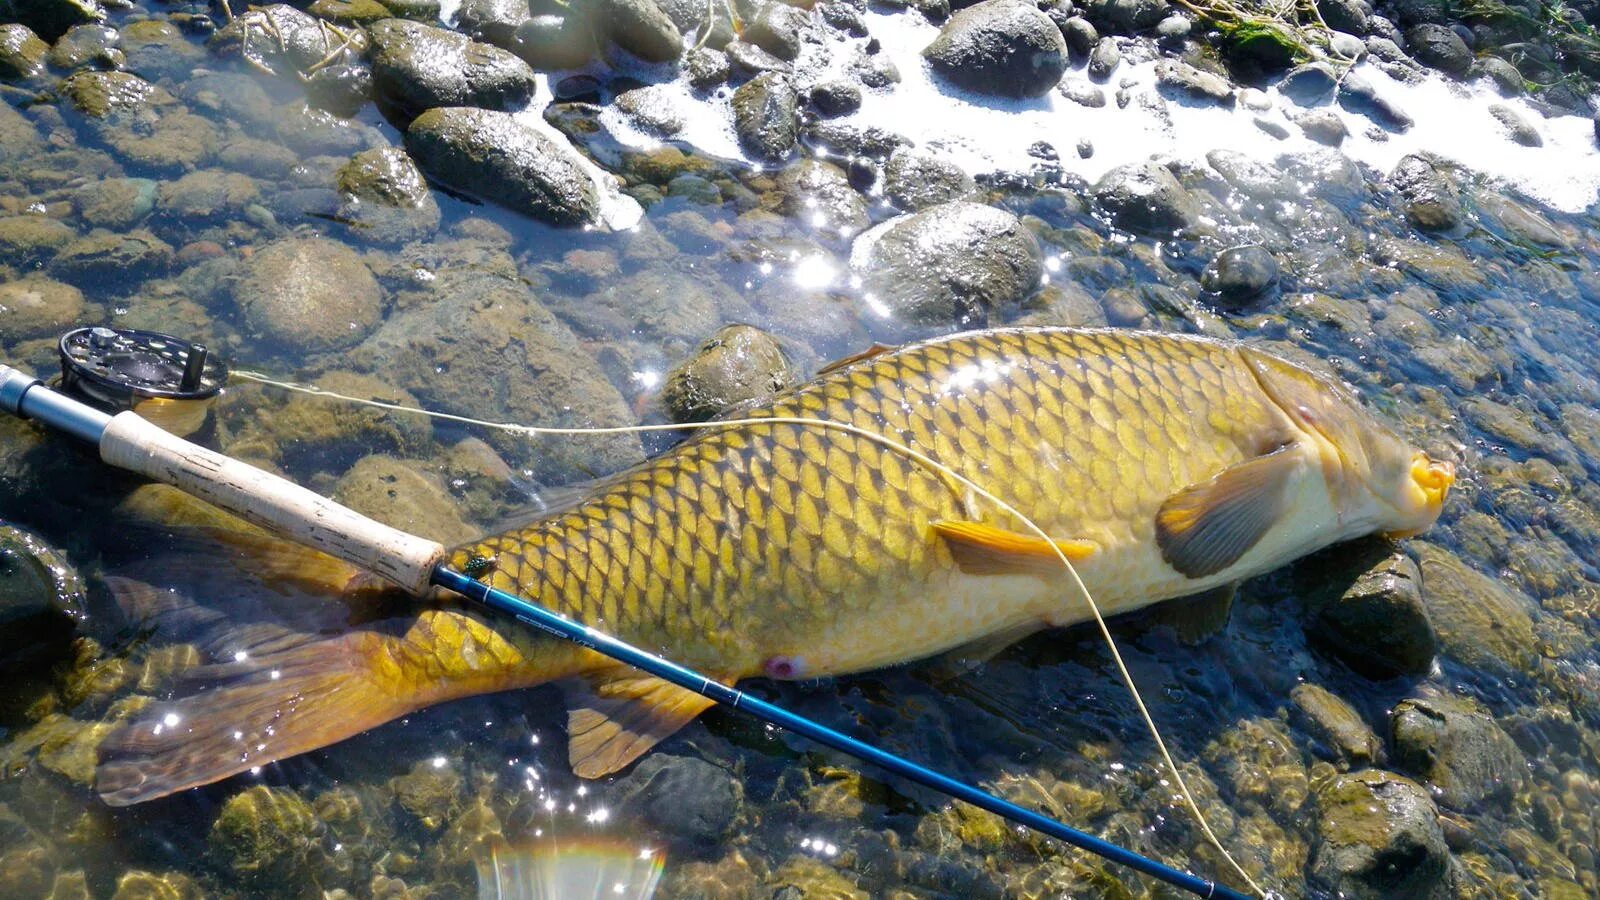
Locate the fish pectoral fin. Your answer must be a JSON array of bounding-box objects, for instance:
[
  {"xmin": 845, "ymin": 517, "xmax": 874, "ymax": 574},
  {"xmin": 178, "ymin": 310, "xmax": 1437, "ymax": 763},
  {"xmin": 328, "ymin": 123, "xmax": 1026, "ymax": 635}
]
[
  {"xmin": 1156, "ymin": 446, "xmax": 1302, "ymax": 579},
  {"xmin": 815, "ymin": 342, "xmax": 898, "ymax": 375},
  {"xmin": 562, "ymin": 671, "xmax": 723, "ymax": 779},
  {"xmin": 1149, "ymin": 582, "xmax": 1239, "ymax": 645},
  {"xmin": 932, "ymin": 520, "xmax": 1097, "ymax": 577}
]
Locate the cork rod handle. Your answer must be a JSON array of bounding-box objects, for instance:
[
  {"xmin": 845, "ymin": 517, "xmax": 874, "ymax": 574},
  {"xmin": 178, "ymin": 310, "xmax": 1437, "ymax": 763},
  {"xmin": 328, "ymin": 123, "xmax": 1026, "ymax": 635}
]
[{"xmin": 100, "ymin": 412, "xmax": 445, "ymax": 595}]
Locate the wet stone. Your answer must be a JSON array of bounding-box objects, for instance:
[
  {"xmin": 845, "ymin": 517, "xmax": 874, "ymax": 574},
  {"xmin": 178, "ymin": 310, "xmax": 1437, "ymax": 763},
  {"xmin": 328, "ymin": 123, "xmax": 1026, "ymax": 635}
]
[
  {"xmin": 209, "ymin": 786, "xmax": 321, "ymax": 883},
  {"xmin": 1298, "ymin": 541, "xmax": 1438, "ymax": 680},
  {"xmin": 72, "ymin": 176, "xmax": 157, "ymax": 230},
  {"xmin": 157, "ymin": 170, "xmax": 260, "ymax": 222},
  {"xmin": 850, "ymin": 200, "xmax": 1043, "ymax": 328},
  {"xmin": 0, "ymin": 275, "xmax": 86, "ymax": 340},
  {"xmin": 1405, "ymin": 23, "xmax": 1472, "ymax": 76},
  {"xmin": 47, "ymin": 23, "xmax": 119, "ymax": 71},
  {"xmin": 335, "ymin": 146, "xmax": 441, "ymax": 244},
  {"xmin": 808, "ymin": 79, "xmax": 862, "ymax": 117},
  {"xmin": 1154, "ymin": 59, "xmax": 1234, "ymax": 104},
  {"xmin": 1060, "ymin": 16, "xmax": 1097, "ymax": 57},
  {"xmin": 725, "ymin": 38, "xmax": 790, "ymax": 77},
  {"xmin": 209, "ymin": 5, "xmax": 362, "ymax": 80},
  {"xmin": 304, "ymin": 63, "xmax": 375, "ymax": 119},
  {"xmin": 1309, "ymin": 770, "xmax": 1450, "ymax": 900},
  {"xmin": 119, "ymin": 19, "xmax": 207, "ymax": 83},
  {"xmin": 1058, "ymin": 80, "xmax": 1106, "ymax": 107},
  {"xmin": 1279, "ymin": 62, "xmax": 1338, "ymax": 104},
  {"xmin": 684, "ymin": 47, "xmax": 731, "ymax": 88},
  {"xmin": 1488, "ymin": 103, "xmax": 1541, "ymax": 147},
  {"xmin": 1338, "ymin": 71, "xmax": 1413, "ymax": 130},
  {"xmin": 109, "ymin": 870, "xmax": 203, "ymax": 900},
  {"xmin": 1389, "ymin": 154, "xmax": 1461, "ymax": 232},
  {"xmin": 1391, "ymin": 695, "xmax": 1526, "ymax": 809},
  {"xmin": 1413, "ymin": 543, "xmax": 1538, "ymax": 677},
  {"xmin": 1200, "ymin": 244, "xmax": 1276, "ymax": 305},
  {"xmin": 234, "ymin": 236, "xmax": 382, "ymax": 353},
  {"xmin": 662, "ymin": 324, "xmax": 795, "ymax": 423},
  {"xmin": 883, "ymin": 147, "xmax": 976, "ymax": 210},
  {"xmin": 0, "ymin": 215, "xmax": 76, "ymax": 265},
  {"xmin": 775, "ymin": 158, "xmax": 868, "ymax": 236},
  {"xmin": 743, "ymin": 1, "xmax": 809, "ymax": 61},
  {"xmin": 615, "ymin": 84, "xmax": 686, "ymax": 136},
  {"xmin": 1092, "ymin": 161, "xmax": 1198, "ymax": 235},
  {"xmin": 0, "ymin": 524, "xmax": 85, "ymax": 671},
  {"xmin": 334, "ymin": 456, "xmax": 475, "ymax": 548},
  {"xmin": 1088, "ymin": 35, "xmax": 1120, "ymax": 80},
  {"xmin": 1476, "ymin": 55, "xmax": 1523, "ymax": 96},
  {"xmin": 1291, "ymin": 683, "xmax": 1385, "ymax": 768},
  {"xmin": 732, "ymin": 72, "xmax": 798, "ymax": 162},
  {"xmin": 368, "ymin": 19, "xmax": 536, "ymax": 123},
  {"xmin": 307, "ymin": 0, "xmax": 395, "ymax": 24},
  {"xmin": 0, "ymin": 24, "xmax": 49, "ymax": 79},
  {"xmin": 923, "ymin": 0, "xmax": 1067, "ymax": 98},
  {"xmin": 389, "ymin": 758, "xmax": 464, "ymax": 830},
  {"xmin": 51, "ymin": 228, "xmax": 172, "ymax": 285},
  {"xmin": 455, "ymin": 0, "xmax": 528, "ymax": 45},
  {"xmin": 599, "ymin": 0, "xmax": 684, "ymax": 63},
  {"xmin": 0, "ymin": 0, "xmax": 103, "ymax": 43},
  {"xmin": 1295, "ymin": 109, "xmax": 1348, "ymax": 145},
  {"xmin": 615, "ymin": 755, "xmax": 742, "ymax": 852},
  {"xmin": 405, "ymin": 107, "xmax": 599, "ymax": 226},
  {"xmin": 509, "ymin": 14, "xmax": 599, "ymax": 69}
]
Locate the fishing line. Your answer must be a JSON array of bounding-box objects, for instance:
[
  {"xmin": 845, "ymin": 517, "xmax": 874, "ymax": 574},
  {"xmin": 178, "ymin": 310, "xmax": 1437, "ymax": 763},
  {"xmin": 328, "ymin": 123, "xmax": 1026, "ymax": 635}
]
[{"xmin": 234, "ymin": 368, "xmax": 1266, "ymax": 896}]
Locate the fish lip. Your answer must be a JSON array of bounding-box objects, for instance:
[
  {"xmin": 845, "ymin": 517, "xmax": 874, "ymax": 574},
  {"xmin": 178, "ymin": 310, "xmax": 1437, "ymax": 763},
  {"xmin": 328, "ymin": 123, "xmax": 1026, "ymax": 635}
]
[{"xmin": 1379, "ymin": 453, "xmax": 1455, "ymax": 538}]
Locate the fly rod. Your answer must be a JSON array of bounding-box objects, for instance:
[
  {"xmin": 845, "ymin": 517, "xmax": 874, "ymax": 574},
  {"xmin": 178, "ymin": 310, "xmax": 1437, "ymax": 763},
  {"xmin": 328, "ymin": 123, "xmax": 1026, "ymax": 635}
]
[{"xmin": 0, "ymin": 349, "xmax": 1251, "ymax": 900}]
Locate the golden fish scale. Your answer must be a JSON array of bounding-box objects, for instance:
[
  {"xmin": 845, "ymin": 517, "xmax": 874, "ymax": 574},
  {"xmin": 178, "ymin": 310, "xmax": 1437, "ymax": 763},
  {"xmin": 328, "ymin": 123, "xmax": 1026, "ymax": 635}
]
[{"xmin": 446, "ymin": 328, "xmax": 1291, "ymax": 680}]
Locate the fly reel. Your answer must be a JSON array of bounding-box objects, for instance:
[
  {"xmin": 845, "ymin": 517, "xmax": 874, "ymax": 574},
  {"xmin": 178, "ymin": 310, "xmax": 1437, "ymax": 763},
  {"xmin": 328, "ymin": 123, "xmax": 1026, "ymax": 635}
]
[{"xmin": 58, "ymin": 327, "xmax": 227, "ymax": 436}]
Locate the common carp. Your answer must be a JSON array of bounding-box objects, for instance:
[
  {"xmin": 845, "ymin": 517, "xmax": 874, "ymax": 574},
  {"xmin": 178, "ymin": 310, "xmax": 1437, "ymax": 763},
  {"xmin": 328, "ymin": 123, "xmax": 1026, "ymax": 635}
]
[{"xmin": 96, "ymin": 327, "xmax": 1454, "ymax": 805}]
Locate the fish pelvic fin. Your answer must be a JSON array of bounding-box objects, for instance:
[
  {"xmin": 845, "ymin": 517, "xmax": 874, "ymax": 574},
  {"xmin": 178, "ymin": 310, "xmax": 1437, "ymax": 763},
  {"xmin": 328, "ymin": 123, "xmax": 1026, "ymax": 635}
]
[
  {"xmin": 1147, "ymin": 583, "xmax": 1239, "ymax": 645},
  {"xmin": 1155, "ymin": 446, "xmax": 1301, "ymax": 579},
  {"xmin": 96, "ymin": 599, "xmax": 415, "ymax": 806},
  {"xmin": 562, "ymin": 670, "xmax": 724, "ymax": 779},
  {"xmin": 932, "ymin": 520, "xmax": 1097, "ymax": 577}
]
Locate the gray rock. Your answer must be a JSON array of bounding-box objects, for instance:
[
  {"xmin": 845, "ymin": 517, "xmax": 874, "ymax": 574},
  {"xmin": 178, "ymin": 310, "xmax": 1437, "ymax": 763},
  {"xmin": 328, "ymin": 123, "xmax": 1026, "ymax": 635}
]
[
  {"xmin": 235, "ymin": 237, "xmax": 382, "ymax": 352},
  {"xmin": 820, "ymin": 0, "xmax": 867, "ymax": 35},
  {"xmin": 1076, "ymin": 137, "xmax": 1093, "ymax": 157},
  {"xmin": 1329, "ymin": 30, "xmax": 1366, "ymax": 59},
  {"xmin": 50, "ymin": 228, "xmax": 172, "ymax": 285},
  {"xmin": 614, "ymin": 755, "xmax": 742, "ymax": 851},
  {"xmin": 850, "ymin": 201, "xmax": 1042, "ymax": 327},
  {"xmin": 119, "ymin": 18, "xmax": 207, "ymax": 83},
  {"xmin": 1298, "ymin": 543, "xmax": 1438, "ymax": 679},
  {"xmin": 335, "ymin": 146, "xmax": 442, "ymax": 244},
  {"xmin": 743, "ymin": 2, "xmax": 808, "ymax": 61},
  {"xmin": 853, "ymin": 49, "xmax": 900, "ymax": 87},
  {"xmin": 0, "ymin": 24, "xmax": 48, "ymax": 78},
  {"xmin": 808, "ymin": 79, "xmax": 862, "ymax": 117},
  {"xmin": 0, "ymin": 0, "xmax": 102, "ymax": 43},
  {"xmin": 1154, "ymin": 59, "xmax": 1234, "ymax": 104},
  {"xmin": 1474, "ymin": 55, "xmax": 1522, "ymax": 96},
  {"xmin": 599, "ymin": 0, "xmax": 683, "ymax": 63},
  {"xmin": 0, "ymin": 276, "xmax": 86, "ymax": 340},
  {"xmin": 1316, "ymin": 0, "xmax": 1370, "ymax": 35},
  {"xmin": 455, "ymin": 0, "xmax": 528, "ymax": 45},
  {"xmin": 157, "ymin": 170, "xmax": 261, "ymax": 222},
  {"xmin": 1404, "ymin": 23, "xmax": 1471, "ymax": 76},
  {"xmin": 406, "ymin": 107, "xmax": 599, "ymax": 226},
  {"xmin": 209, "ymin": 4, "xmax": 360, "ymax": 79},
  {"xmin": 923, "ymin": 0, "xmax": 1068, "ymax": 98},
  {"xmin": 1058, "ymin": 80, "xmax": 1107, "ymax": 107},
  {"xmin": 47, "ymin": 23, "xmax": 120, "ymax": 71},
  {"xmin": 775, "ymin": 159, "xmax": 868, "ymax": 236},
  {"xmin": 1308, "ymin": 770, "xmax": 1450, "ymax": 900},
  {"xmin": 1338, "ymin": 71, "xmax": 1413, "ymax": 130},
  {"xmin": 334, "ymin": 455, "xmax": 474, "ymax": 546},
  {"xmin": 1488, "ymin": 103, "xmax": 1541, "ymax": 146},
  {"xmin": 510, "ymin": 13, "xmax": 599, "ymax": 69},
  {"xmin": 367, "ymin": 19, "xmax": 536, "ymax": 122},
  {"xmin": 1200, "ymin": 244, "xmax": 1276, "ymax": 304},
  {"xmin": 1295, "ymin": 109, "xmax": 1348, "ymax": 145},
  {"xmin": 615, "ymin": 85, "xmax": 685, "ymax": 136},
  {"xmin": 1061, "ymin": 16, "xmax": 1098, "ymax": 57},
  {"xmin": 1253, "ymin": 116, "xmax": 1290, "ymax": 139},
  {"xmin": 1389, "ymin": 154, "xmax": 1461, "ymax": 232},
  {"xmin": 1413, "ymin": 543, "xmax": 1537, "ymax": 677},
  {"xmin": 0, "ymin": 524, "xmax": 86, "ymax": 670},
  {"xmin": 1087, "ymin": 36, "xmax": 1120, "ymax": 80},
  {"xmin": 1391, "ymin": 695, "xmax": 1526, "ymax": 809},
  {"xmin": 1290, "ymin": 684, "xmax": 1384, "ymax": 768},
  {"xmin": 726, "ymin": 38, "xmax": 790, "ymax": 76},
  {"xmin": 1087, "ymin": 0, "xmax": 1169, "ymax": 33},
  {"xmin": 1155, "ymin": 13, "xmax": 1190, "ymax": 39},
  {"xmin": 684, "ymin": 46, "xmax": 730, "ymax": 88},
  {"xmin": 803, "ymin": 120, "xmax": 909, "ymax": 158},
  {"xmin": 1092, "ymin": 161, "xmax": 1198, "ymax": 235},
  {"xmin": 1280, "ymin": 62, "xmax": 1338, "ymax": 104},
  {"xmin": 732, "ymin": 72, "xmax": 798, "ymax": 162},
  {"xmin": 661, "ymin": 325, "xmax": 796, "ymax": 423},
  {"xmin": 884, "ymin": 148, "xmax": 976, "ymax": 210}
]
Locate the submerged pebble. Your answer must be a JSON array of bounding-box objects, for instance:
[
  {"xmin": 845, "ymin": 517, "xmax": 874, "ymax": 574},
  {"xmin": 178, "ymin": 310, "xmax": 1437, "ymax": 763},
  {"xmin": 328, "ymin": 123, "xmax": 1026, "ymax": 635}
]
[{"xmin": 234, "ymin": 236, "xmax": 382, "ymax": 352}]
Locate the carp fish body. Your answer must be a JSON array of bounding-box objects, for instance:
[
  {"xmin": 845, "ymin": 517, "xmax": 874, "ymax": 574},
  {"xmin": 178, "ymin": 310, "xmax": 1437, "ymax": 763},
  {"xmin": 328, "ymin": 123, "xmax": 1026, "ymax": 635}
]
[{"xmin": 96, "ymin": 327, "xmax": 1453, "ymax": 805}]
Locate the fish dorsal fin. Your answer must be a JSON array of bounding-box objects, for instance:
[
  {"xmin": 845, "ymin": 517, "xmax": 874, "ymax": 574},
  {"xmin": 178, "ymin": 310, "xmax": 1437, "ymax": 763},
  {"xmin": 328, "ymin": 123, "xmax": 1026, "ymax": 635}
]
[
  {"xmin": 932, "ymin": 520, "xmax": 1097, "ymax": 577},
  {"xmin": 816, "ymin": 342, "xmax": 897, "ymax": 375},
  {"xmin": 1156, "ymin": 447, "xmax": 1302, "ymax": 579},
  {"xmin": 562, "ymin": 670, "xmax": 722, "ymax": 778},
  {"xmin": 1150, "ymin": 583, "xmax": 1239, "ymax": 645}
]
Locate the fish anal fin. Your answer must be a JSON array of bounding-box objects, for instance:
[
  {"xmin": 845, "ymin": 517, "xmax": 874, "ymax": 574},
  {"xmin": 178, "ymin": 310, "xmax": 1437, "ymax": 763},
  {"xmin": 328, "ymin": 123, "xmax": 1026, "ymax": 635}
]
[
  {"xmin": 816, "ymin": 342, "xmax": 897, "ymax": 375},
  {"xmin": 1155, "ymin": 446, "xmax": 1302, "ymax": 579},
  {"xmin": 1151, "ymin": 583, "xmax": 1238, "ymax": 645},
  {"xmin": 96, "ymin": 630, "xmax": 411, "ymax": 807},
  {"xmin": 933, "ymin": 520, "xmax": 1097, "ymax": 577},
  {"xmin": 562, "ymin": 671, "xmax": 722, "ymax": 779}
]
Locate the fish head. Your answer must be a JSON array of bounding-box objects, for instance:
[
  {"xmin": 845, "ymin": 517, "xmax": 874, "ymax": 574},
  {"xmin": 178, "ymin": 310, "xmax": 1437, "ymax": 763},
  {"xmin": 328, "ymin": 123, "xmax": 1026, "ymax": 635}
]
[{"xmin": 1243, "ymin": 350, "xmax": 1454, "ymax": 538}]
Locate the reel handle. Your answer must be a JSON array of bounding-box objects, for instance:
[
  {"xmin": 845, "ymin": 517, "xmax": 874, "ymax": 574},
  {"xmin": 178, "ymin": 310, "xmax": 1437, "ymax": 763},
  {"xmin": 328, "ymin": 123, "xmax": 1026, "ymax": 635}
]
[{"xmin": 97, "ymin": 411, "xmax": 445, "ymax": 595}]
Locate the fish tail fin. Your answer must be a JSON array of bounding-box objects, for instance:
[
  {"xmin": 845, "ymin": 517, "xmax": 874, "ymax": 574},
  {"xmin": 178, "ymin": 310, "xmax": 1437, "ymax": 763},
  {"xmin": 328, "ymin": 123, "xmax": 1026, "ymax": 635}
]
[{"xmin": 96, "ymin": 614, "xmax": 410, "ymax": 807}]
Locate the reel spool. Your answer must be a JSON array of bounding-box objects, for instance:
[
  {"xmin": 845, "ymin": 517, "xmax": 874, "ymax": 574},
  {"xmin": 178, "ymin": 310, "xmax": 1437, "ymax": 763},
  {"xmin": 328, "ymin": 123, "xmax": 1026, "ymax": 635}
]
[{"xmin": 58, "ymin": 327, "xmax": 227, "ymax": 436}]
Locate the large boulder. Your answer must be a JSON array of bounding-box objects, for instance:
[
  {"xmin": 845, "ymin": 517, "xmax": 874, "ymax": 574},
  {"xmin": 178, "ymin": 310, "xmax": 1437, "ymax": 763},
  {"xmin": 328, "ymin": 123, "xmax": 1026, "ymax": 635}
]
[
  {"xmin": 1390, "ymin": 695, "xmax": 1526, "ymax": 809},
  {"xmin": 849, "ymin": 201, "xmax": 1042, "ymax": 328},
  {"xmin": 923, "ymin": 0, "xmax": 1068, "ymax": 98},
  {"xmin": 1308, "ymin": 770, "xmax": 1451, "ymax": 900},
  {"xmin": 406, "ymin": 107, "xmax": 599, "ymax": 226},
  {"xmin": 367, "ymin": 18, "xmax": 535, "ymax": 122}
]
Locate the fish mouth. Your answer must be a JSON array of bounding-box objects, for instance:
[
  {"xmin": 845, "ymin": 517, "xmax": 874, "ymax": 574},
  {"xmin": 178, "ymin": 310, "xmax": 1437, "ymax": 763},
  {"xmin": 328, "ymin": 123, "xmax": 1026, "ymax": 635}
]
[{"xmin": 1382, "ymin": 452, "xmax": 1455, "ymax": 539}]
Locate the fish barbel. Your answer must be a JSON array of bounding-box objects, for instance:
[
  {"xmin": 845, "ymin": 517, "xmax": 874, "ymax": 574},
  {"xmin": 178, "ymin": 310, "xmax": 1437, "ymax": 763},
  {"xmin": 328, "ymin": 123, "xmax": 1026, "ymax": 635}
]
[{"xmin": 97, "ymin": 327, "xmax": 1454, "ymax": 804}]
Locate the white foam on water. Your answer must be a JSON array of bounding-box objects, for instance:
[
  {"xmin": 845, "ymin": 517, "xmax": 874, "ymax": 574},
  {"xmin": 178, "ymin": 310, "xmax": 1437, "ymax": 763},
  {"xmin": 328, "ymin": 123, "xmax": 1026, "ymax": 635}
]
[
  {"xmin": 514, "ymin": 77, "xmax": 646, "ymax": 232},
  {"xmin": 435, "ymin": 0, "xmax": 462, "ymax": 26}
]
